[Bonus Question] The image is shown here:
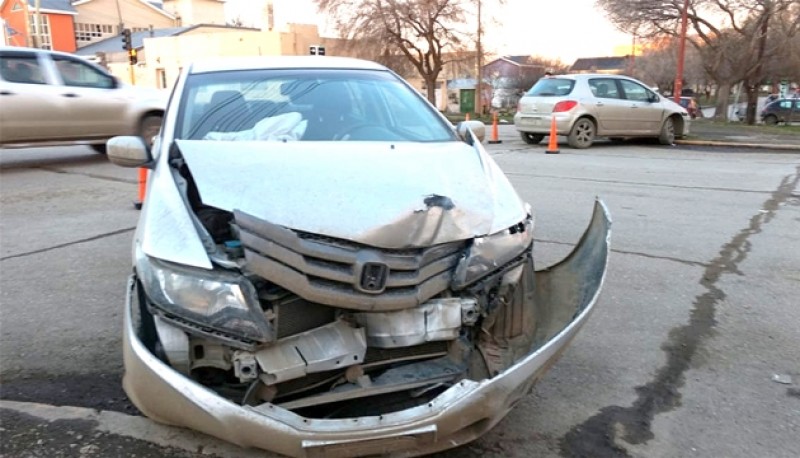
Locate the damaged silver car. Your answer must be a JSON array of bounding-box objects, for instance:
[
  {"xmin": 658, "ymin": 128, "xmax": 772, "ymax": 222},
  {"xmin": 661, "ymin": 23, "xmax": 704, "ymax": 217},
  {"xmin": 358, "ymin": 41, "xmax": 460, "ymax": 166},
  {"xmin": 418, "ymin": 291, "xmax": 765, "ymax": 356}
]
[{"xmin": 107, "ymin": 56, "xmax": 611, "ymax": 457}]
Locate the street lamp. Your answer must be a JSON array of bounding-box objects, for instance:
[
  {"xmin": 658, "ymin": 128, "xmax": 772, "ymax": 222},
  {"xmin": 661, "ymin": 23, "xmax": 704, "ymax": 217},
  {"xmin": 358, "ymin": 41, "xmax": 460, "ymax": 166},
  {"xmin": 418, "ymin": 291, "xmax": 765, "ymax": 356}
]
[{"xmin": 673, "ymin": 0, "xmax": 689, "ymax": 104}]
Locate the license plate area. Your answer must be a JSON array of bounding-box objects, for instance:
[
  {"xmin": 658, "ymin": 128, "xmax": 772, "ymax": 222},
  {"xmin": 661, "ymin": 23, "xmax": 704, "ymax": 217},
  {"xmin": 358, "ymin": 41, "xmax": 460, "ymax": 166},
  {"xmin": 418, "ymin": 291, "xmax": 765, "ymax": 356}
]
[{"xmin": 302, "ymin": 425, "xmax": 437, "ymax": 458}]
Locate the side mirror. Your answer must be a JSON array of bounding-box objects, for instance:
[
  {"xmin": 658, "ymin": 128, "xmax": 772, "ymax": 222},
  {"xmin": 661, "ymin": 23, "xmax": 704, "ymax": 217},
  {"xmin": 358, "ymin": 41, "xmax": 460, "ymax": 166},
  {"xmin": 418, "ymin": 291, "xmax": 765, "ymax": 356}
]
[
  {"xmin": 456, "ymin": 120, "xmax": 486, "ymax": 144},
  {"xmin": 107, "ymin": 136, "xmax": 153, "ymax": 168}
]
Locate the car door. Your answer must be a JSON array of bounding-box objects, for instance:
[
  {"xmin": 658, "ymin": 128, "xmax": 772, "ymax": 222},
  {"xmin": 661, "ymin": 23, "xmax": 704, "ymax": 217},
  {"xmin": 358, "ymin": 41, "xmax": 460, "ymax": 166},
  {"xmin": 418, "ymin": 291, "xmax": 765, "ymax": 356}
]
[
  {"xmin": 0, "ymin": 50, "xmax": 68, "ymax": 144},
  {"xmin": 618, "ymin": 79, "xmax": 663, "ymax": 133},
  {"xmin": 50, "ymin": 55, "xmax": 129, "ymax": 138},
  {"xmin": 587, "ymin": 77, "xmax": 628, "ymax": 134},
  {"xmin": 792, "ymin": 100, "xmax": 800, "ymax": 123}
]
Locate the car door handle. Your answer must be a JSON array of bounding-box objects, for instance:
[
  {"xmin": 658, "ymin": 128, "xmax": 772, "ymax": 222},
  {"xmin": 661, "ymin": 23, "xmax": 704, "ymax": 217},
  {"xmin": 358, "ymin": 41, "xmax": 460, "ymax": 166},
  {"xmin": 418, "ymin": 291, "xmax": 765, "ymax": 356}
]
[
  {"xmin": 596, "ymin": 102, "xmax": 604, "ymax": 107},
  {"xmin": 630, "ymin": 105, "xmax": 639, "ymax": 108},
  {"xmin": 0, "ymin": 90, "xmax": 13, "ymax": 96},
  {"xmin": 61, "ymin": 93, "xmax": 79, "ymax": 98}
]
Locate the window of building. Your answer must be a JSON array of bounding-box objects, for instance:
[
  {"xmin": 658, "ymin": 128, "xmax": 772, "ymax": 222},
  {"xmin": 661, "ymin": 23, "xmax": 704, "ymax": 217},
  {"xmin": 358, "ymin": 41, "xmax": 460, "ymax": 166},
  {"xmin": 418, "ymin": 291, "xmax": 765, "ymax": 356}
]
[
  {"xmin": 75, "ymin": 23, "xmax": 115, "ymax": 43},
  {"xmin": 29, "ymin": 15, "xmax": 51, "ymax": 49},
  {"xmin": 156, "ymin": 68, "xmax": 167, "ymax": 89}
]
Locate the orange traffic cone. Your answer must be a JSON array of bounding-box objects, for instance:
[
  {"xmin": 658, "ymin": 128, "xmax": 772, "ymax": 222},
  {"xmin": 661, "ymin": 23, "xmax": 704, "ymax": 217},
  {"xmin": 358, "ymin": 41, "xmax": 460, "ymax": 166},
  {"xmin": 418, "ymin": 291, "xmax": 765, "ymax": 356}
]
[
  {"xmin": 488, "ymin": 111, "xmax": 502, "ymax": 144},
  {"xmin": 545, "ymin": 115, "xmax": 560, "ymax": 154},
  {"xmin": 134, "ymin": 167, "xmax": 147, "ymax": 210}
]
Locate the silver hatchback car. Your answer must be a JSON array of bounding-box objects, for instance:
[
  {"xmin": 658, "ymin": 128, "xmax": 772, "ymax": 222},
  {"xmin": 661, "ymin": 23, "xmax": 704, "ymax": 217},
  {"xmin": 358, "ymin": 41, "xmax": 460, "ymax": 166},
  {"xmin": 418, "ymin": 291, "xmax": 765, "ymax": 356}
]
[{"xmin": 515, "ymin": 74, "xmax": 690, "ymax": 148}]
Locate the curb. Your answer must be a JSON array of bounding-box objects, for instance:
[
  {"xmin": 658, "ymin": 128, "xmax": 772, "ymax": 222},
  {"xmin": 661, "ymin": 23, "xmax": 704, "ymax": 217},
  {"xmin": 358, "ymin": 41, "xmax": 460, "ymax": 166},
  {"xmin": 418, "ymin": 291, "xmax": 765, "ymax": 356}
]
[{"xmin": 675, "ymin": 139, "xmax": 800, "ymax": 151}]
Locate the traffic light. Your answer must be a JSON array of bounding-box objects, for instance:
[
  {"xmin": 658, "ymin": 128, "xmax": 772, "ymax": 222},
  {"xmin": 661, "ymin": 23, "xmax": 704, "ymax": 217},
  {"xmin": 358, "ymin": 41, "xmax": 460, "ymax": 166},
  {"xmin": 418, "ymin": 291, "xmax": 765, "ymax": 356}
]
[
  {"xmin": 121, "ymin": 28, "xmax": 132, "ymax": 51},
  {"xmin": 309, "ymin": 45, "xmax": 325, "ymax": 56},
  {"xmin": 128, "ymin": 48, "xmax": 138, "ymax": 65}
]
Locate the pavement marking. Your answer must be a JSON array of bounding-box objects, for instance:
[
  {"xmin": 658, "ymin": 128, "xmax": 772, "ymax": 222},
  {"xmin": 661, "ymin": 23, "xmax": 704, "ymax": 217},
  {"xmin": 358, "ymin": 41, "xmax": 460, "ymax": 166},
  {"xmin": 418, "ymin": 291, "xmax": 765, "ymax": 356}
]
[{"xmin": 0, "ymin": 400, "xmax": 270, "ymax": 458}]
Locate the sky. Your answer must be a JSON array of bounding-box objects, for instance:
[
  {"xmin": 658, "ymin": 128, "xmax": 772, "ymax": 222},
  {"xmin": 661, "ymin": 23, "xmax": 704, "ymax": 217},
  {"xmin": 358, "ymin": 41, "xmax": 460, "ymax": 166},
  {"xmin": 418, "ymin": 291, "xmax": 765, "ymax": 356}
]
[{"xmin": 225, "ymin": 0, "xmax": 634, "ymax": 65}]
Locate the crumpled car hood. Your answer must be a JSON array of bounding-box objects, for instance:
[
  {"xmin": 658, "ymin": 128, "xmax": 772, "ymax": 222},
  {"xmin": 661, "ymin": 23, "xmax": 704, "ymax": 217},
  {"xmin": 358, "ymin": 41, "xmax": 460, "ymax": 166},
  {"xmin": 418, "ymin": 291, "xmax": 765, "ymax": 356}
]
[{"xmin": 140, "ymin": 139, "xmax": 526, "ymax": 268}]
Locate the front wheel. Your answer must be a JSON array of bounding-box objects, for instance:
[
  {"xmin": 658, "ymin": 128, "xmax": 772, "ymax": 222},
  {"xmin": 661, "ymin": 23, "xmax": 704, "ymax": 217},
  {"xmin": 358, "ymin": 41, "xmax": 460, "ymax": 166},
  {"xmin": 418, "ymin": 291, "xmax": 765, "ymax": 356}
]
[
  {"xmin": 658, "ymin": 117, "xmax": 675, "ymax": 145},
  {"xmin": 568, "ymin": 118, "xmax": 595, "ymax": 149},
  {"xmin": 139, "ymin": 114, "xmax": 163, "ymax": 148},
  {"xmin": 520, "ymin": 132, "xmax": 544, "ymax": 145}
]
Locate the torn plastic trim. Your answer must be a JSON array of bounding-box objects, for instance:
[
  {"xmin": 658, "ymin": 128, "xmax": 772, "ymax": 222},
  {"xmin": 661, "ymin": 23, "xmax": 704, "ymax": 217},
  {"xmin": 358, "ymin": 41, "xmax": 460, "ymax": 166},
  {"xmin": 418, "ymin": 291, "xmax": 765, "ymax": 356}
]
[{"xmin": 354, "ymin": 297, "xmax": 478, "ymax": 348}]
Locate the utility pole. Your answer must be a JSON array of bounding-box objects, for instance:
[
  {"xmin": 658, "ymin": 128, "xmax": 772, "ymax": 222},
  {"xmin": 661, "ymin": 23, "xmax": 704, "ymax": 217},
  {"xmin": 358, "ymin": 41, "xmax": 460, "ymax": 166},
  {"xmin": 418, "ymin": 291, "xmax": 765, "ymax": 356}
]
[
  {"xmin": 673, "ymin": 0, "xmax": 689, "ymax": 104},
  {"xmin": 475, "ymin": 0, "xmax": 483, "ymax": 116},
  {"xmin": 33, "ymin": 0, "xmax": 43, "ymax": 48}
]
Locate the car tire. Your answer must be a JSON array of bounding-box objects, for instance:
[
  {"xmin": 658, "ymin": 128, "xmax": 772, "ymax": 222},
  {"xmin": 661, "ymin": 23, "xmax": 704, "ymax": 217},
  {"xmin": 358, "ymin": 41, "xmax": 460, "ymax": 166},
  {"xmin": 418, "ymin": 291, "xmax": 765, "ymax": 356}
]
[
  {"xmin": 567, "ymin": 118, "xmax": 595, "ymax": 149},
  {"xmin": 91, "ymin": 144, "xmax": 107, "ymax": 154},
  {"xmin": 658, "ymin": 117, "xmax": 676, "ymax": 145},
  {"xmin": 520, "ymin": 132, "xmax": 544, "ymax": 145},
  {"xmin": 763, "ymin": 115, "xmax": 778, "ymax": 126},
  {"xmin": 139, "ymin": 114, "xmax": 163, "ymax": 148}
]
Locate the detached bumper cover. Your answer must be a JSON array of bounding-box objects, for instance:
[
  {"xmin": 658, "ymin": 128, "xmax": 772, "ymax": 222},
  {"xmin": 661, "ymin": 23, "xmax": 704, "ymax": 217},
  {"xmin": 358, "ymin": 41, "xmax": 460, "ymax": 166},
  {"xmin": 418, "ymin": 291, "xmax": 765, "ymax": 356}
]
[{"xmin": 122, "ymin": 200, "xmax": 611, "ymax": 458}]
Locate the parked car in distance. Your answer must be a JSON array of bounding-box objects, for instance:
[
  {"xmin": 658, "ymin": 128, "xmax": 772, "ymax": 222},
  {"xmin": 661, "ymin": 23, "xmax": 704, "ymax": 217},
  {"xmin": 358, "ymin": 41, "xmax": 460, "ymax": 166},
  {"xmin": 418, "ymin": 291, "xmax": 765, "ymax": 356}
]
[
  {"xmin": 0, "ymin": 46, "xmax": 166, "ymax": 152},
  {"xmin": 515, "ymin": 73, "xmax": 691, "ymax": 148},
  {"xmin": 678, "ymin": 96, "xmax": 701, "ymax": 119},
  {"xmin": 105, "ymin": 55, "xmax": 611, "ymax": 457},
  {"xmin": 760, "ymin": 98, "xmax": 800, "ymax": 125}
]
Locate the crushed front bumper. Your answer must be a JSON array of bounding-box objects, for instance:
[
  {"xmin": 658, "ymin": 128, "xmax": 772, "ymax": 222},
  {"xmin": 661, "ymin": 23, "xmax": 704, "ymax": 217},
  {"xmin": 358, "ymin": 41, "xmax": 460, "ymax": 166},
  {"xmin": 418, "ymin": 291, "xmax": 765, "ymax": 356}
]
[{"xmin": 122, "ymin": 200, "xmax": 611, "ymax": 458}]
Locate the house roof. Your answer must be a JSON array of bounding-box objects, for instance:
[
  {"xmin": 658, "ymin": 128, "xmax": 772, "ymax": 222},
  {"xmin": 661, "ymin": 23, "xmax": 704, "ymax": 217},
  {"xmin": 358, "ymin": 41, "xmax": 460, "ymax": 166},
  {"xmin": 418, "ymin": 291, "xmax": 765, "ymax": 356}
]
[
  {"xmin": 570, "ymin": 56, "xmax": 630, "ymax": 72},
  {"xmin": 74, "ymin": 24, "xmax": 258, "ymax": 55},
  {"xmin": 484, "ymin": 55, "xmax": 543, "ymax": 69},
  {"xmin": 5, "ymin": 0, "xmax": 78, "ymax": 14},
  {"xmin": 505, "ymin": 55, "xmax": 536, "ymax": 65},
  {"xmin": 71, "ymin": 0, "xmax": 175, "ymax": 20}
]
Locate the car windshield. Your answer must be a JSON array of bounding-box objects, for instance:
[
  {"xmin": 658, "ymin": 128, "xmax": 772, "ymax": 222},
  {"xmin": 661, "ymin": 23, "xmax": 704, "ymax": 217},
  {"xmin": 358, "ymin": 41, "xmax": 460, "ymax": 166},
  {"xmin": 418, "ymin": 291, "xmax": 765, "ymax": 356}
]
[
  {"xmin": 176, "ymin": 68, "xmax": 456, "ymax": 142},
  {"xmin": 525, "ymin": 78, "xmax": 575, "ymax": 97}
]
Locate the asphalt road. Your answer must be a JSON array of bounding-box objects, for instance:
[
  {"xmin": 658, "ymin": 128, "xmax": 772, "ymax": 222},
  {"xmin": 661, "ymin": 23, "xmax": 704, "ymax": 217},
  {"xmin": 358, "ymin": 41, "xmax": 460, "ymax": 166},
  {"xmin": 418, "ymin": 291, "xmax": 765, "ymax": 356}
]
[{"xmin": 1, "ymin": 127, "xmax": 799, "ymax": 457}]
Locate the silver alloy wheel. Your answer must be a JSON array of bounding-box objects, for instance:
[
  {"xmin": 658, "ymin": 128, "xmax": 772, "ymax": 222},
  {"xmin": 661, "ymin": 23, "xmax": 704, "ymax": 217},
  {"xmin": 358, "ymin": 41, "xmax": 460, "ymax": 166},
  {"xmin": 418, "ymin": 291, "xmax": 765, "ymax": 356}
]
[
  {"xmin": 140, "ymin": 115, "xmax": 163, "ymax": 148},
  {"xmin": 568, "ymin": 118, "xmax": 595, "ymax": 149},
  {"xmin": 658, "ymin": 117, "xmax": 675, "ymax": 145}
]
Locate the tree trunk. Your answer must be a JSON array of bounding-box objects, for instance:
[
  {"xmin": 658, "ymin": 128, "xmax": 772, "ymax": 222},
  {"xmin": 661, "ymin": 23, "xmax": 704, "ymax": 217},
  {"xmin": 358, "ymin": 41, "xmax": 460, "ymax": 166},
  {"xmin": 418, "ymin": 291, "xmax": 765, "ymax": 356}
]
[
  {"xmin": 714, "ymin": 82, "xmax": 732, "ymax": 121},
  {"xmin": 744, "ymin": 79, "xmax": 759, "ymax": 125},
  {"xmin": 425, "ymin": 76, "xmax": 437, "ymax": 106}
]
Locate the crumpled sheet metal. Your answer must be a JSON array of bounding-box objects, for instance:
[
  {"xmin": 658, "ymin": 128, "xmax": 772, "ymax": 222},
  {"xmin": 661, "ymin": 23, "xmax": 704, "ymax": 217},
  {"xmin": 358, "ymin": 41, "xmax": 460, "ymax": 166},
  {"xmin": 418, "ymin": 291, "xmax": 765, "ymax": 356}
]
[
  {"xmin": 122, "ymin": 200, "xmax": 611, "ymax": 458},
  {"xmin": 173, "ymin": 139, "xmax": 526, "ymax": 249}
]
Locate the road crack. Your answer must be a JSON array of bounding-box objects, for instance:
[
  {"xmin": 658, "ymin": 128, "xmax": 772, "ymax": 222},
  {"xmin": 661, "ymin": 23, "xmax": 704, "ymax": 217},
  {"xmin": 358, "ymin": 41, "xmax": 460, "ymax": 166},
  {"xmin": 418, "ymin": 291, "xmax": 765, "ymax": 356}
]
[
  {"xmin": 1, "ymin": 227, "xmax": 135, "ymax": 261},
  {"xmin": 558, "ymin": 165, "xmax": 800, "ymax": 457},
  {"xmin": 536, "ymin": 239, "xmax": 709, "ymax": 269}
]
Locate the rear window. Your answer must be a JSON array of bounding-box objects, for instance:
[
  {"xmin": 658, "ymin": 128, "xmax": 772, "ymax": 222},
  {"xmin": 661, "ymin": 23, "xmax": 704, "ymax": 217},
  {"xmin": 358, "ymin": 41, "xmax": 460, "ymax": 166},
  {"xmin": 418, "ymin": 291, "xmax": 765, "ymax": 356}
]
[{"xmin": 525, "ymin": 78, "xmax": 575, "ymax": 97}]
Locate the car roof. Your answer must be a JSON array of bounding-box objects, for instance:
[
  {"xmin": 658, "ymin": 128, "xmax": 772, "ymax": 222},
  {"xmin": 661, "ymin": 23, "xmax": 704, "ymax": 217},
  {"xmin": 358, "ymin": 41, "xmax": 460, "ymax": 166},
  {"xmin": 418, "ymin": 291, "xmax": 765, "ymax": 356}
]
[
  {"xmin": 188, "ymin": 56, "xmax": 389, "ymax": 75},
  {"xmin": 546, "ymin": 73, "xmax": 638, "ymax": 80}
]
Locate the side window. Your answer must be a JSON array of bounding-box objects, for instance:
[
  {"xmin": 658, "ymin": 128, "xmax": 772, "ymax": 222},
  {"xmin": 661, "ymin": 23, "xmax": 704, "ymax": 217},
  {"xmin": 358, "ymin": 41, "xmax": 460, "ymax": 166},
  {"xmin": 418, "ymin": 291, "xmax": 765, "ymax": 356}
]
[
  {"xmin": 588, "ymin": 78, "xmax": 621, "ymax": 99},
  {"xmin": 0, "ymin": 54, "xmax": 47, "ymax": 84},
  {"xmin": 619, "ymin": 80, "xmax": 652, "ymax": 102},
  {"xmin": 52, "ymin": 57, "xmax": 114, "ymax": 89}
]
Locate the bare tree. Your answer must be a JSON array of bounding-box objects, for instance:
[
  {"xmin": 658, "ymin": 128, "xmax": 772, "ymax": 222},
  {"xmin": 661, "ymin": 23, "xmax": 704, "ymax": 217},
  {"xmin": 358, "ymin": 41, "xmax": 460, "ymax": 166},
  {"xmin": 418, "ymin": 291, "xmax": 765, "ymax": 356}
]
[
  {"xmin": 636, "ymin": 38, "xmax": 706, "ymax": 96},
  {"xmin": 314, "ymin": 0, "xmax": 472, "ymax": 103},
  {"xmin": 597, "ymin": 0, "xmax": 800, "ymax": 122}
]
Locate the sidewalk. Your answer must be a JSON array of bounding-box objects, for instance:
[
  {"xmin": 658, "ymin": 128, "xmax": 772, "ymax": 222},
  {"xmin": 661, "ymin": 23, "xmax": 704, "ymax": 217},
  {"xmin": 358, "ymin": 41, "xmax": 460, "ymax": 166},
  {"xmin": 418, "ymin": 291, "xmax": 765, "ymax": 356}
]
[{"xmin": 677, "ymin": 119, "xmax": 800, "ymax": 150}]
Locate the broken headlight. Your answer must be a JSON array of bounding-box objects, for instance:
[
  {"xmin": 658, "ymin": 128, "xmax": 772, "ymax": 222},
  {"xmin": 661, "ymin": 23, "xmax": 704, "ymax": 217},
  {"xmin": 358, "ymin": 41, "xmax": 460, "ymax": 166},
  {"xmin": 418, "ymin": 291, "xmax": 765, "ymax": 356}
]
[
  {"xmin": 451, "ymin": 214, "xmax": 534, "ymax": 290},
  {"xmin": 136, "ymin": 253, "xmax": 272, "ymax": 343}
]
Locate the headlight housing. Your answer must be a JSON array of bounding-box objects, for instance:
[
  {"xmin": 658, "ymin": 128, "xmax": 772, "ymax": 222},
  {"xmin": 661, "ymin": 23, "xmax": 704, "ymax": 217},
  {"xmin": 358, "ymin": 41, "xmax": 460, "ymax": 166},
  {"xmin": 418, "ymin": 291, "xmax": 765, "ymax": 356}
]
[
  {"xmin": 451, "ymin": 214, "xmax": 534, "ymax": 290},
  {"xmin": 136, "ymin": 251, "xmax": 273, "ymax": 343}
]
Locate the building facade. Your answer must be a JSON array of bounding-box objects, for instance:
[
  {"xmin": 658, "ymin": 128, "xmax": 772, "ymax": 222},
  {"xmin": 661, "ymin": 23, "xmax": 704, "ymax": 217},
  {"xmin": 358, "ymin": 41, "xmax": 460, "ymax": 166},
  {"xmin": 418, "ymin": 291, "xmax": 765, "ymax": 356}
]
[{"xmin": 1, "ymin": 0, "xmax": 77, "ymax": 51}]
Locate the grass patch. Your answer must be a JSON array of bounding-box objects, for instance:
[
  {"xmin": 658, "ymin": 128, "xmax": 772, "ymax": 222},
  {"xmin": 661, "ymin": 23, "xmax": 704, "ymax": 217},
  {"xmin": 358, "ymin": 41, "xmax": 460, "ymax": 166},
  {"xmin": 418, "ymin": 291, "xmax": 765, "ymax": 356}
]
[{"xmin": 693, "ymin": 119, "xmax": 800, "ymax": 135}]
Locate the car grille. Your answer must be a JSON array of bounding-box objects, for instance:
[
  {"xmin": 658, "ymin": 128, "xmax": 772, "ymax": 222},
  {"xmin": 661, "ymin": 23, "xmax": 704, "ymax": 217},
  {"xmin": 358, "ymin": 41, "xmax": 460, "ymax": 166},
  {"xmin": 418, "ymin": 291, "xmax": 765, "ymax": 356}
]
[{"xmin": 235, "ymin": 210, "xmax": 465, "ymax": 311}]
